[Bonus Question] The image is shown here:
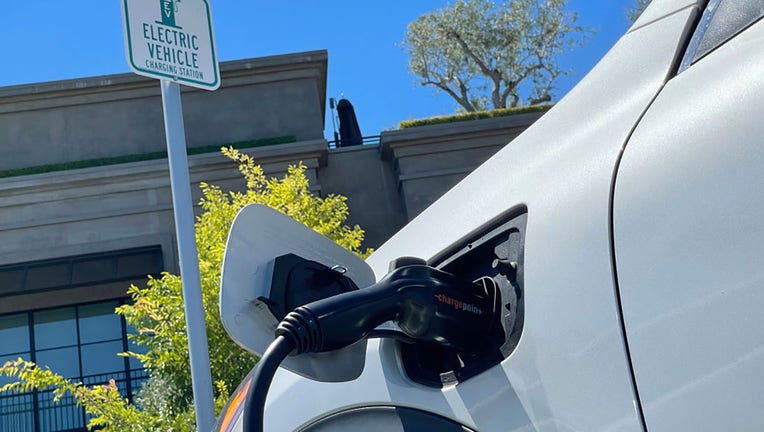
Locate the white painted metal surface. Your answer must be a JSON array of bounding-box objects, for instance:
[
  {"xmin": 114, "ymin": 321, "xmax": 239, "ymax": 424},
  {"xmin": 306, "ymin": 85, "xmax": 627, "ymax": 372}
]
[
  {"xmin": 613, "ymin": 16, "xmax": 764, "ymax": 431},
  {"xmin": 161, "ymin": 80, "xmax": 216, "ymax": 432},
  {"xmin": 122, "ymin": 2, "xmax": 222, "ymax": 428},
  {"xmin": 250, "ymin": 2, "xmax": 701, "ymax": 430},
  {"xmin": 628, "ymin": 0, "xmax": 702, "ymax": 33},
  {"xmin": 216, "ymin": 1, "xmax": 764, "ymax": 430}
]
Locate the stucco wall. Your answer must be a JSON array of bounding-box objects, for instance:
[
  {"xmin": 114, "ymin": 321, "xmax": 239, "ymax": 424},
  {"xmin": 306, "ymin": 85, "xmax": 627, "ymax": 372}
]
[
  {"xmin": 0, "ymin": 140, "xmax": 327, "ymax": 270},
  {"xmin": 0, "ymin": 52, "xmax": 546, "ymax": 314},
  {"xmin": 0, "ymin": 51, "xmax": 327, "ymax": 171},
  {"xmin": 0, "ymin": 114, "xmax": 545, "ymax": 272},
  {"xmin": 319, "ymin": 145, "xmax": 406, "ymax": 249},
  {"xmin": 379, "ymin": 112, "xmax": 545, "ymax": 219}
]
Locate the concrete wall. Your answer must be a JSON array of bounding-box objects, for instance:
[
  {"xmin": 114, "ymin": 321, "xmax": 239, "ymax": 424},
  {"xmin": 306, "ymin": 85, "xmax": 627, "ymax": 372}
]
[
  {"xmin": 0, "ymin": 51, "xmax": 327, "ymax": 171},
  {"xmin": 0, "ymin": 52, "xmax": 546, "ymax": 314},
  {"xmin": 379, "ymin": 112, "xmax": 545, "ymax": 219},
  {"xmin": 0, "ymin": 141, "xmax": 328, "ymax": 313},
  {"xmin": 0, "ymin": 141, "xmax": 327, "ymax": 269},
  {"xmin": 319, "ymin": 145, "xmax": 407, "ymax": 248},
  {"xmin": 0, "ymin": 114, "xmax": 546, "ymax": 271}
]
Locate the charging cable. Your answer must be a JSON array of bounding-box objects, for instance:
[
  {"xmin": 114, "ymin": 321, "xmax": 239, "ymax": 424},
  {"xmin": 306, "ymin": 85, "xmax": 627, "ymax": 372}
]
[{"xmin": 243, "ymin": 264, "xmax": 499, "ymax": 432}]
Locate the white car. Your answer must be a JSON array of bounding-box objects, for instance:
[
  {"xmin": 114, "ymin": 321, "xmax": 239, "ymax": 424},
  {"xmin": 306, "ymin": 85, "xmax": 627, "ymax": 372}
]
[{"xmin": 215, "ymin": 0, "xmax": 764, "ymax": 430}]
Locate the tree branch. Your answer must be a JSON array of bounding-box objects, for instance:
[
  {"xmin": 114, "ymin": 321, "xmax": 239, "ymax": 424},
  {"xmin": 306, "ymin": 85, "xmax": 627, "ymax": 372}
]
[
  {"xmin": 421, "ymin": 80, "xmax": 475, "ymax": 112},
  {"xmin": 446, "ymin": 29, "xmax": 496, "ymax": 80},
  {"xmin": 500, "ymin": 63, "xmax": 542, "ymax": 107},
  {"xmin": 446, "ymin": 28, "xmax": 503, "ymax": 108},
  {"xmin": 454, "ymin": 76, "xmax": 476, "ymax": 111}
]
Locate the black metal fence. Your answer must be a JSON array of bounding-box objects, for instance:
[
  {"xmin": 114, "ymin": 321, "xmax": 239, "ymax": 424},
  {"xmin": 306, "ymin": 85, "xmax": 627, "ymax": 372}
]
[
  {"xmin": 327, "ymin": 135, "xmax": 380, "ymax": 149},
  {"xmin": 0, "ymin": 369, "xmax": 148, "ymax": 432}
]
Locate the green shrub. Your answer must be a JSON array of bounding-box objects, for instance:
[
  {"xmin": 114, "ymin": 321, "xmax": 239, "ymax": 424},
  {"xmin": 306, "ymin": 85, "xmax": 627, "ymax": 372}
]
[
  {"xmin": 398, "ymin": 104, "xmax": 552, "ymax": 129},
  {"xmin": 0, "ymin": 147, "xmax": 371, "ymax": 431}
]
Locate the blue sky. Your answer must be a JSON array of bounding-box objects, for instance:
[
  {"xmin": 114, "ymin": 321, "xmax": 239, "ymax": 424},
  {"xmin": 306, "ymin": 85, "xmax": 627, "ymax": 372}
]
[{"xmin": 1, "ymin": 1, "xmax": 639, "ymax": 139}]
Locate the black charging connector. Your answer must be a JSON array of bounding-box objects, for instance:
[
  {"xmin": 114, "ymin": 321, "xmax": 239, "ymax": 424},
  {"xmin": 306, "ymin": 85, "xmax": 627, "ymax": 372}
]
[
  {"xmin": 278, "ymin": 264, "xmax": 499, "ymax": 354},
  {"xmin": 243, "ymin": 263, "xmax": 500, "ymax": 432}
]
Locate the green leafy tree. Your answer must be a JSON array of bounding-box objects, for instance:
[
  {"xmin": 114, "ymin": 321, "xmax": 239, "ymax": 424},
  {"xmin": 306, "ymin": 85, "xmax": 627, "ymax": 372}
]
[
  {"xmin": 0, "ymin": 147, "xmax": 371, "ymax": 431},
  {"xmin": 403, "ymin": 0, "xmax": 591, "ymax": 112}
]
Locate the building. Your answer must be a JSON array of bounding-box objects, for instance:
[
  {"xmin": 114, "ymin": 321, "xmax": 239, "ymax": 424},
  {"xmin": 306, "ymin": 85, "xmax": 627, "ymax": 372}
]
[{"xmin": 0, "ymin": 50, "xmax": 542, "ymax": 431}]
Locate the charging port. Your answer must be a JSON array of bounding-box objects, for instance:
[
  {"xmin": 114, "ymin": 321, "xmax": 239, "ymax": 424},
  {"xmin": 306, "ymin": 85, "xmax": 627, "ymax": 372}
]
[{"xmin": 399, "ymin": 211, "xmax": 526, "ymax": 387}]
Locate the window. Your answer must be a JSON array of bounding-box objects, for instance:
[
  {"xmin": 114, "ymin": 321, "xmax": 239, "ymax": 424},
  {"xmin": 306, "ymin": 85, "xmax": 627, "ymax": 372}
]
[
  {"xmin": 679, "ymin": 0, "xmax": 764, "ymax": 71},
  {"xmin": 0, "ymin": 301, "xmax": 148, "ymax": 432},
  {"xmin": 0, "ymin": 246, "xmax": 163, "ymax": 298}
]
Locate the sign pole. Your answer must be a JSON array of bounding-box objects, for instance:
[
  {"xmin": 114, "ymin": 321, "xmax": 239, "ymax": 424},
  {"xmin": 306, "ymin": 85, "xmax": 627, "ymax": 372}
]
[
  {"xmin": 160, "ymin": 79, "xmax": 215, "ymax": 432},
  {"xmin": 122, "ymin": 1, "xmax": 220, "ymax": 428}
]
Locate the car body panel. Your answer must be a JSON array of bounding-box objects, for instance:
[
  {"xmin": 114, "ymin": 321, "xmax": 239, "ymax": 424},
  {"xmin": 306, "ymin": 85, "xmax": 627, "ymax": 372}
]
[
  {"xmin": 613, "ymin": 14, "xmax": 764, "ymax": 431},
  {"xmin": 253, "ymin": 3, "xmax": 700, "ymax": 431},
  {"xmin": 628, "ymin": 0, "xmax": 703, "ymax": 33},
  {"xmin": 218, "ymin": 0, "xmax": 764, "ymax": 430}
]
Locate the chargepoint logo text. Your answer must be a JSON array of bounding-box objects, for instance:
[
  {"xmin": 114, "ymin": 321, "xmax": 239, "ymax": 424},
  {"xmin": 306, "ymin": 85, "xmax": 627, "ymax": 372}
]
[{"xmin": 434, "ymin": 294, "xmax": 484, "ymax": 315}]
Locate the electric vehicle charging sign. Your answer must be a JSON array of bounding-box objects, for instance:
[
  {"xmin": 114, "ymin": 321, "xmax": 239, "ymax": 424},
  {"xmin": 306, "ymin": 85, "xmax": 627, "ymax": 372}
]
[{"xmin": 121, "ymin": 0, "xmax": 220, "ymax": 90}]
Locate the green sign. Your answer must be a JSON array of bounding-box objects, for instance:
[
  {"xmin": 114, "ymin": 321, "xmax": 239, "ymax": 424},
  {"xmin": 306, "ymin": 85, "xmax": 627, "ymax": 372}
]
[{"xmin": 159, "ymin": 0, "xmax": 177, "ymax": 27}]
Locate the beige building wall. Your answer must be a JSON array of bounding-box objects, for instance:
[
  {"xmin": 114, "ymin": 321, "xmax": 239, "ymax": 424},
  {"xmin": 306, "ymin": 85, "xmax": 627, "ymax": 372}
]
[
  {"xmin": 0, "ymin": 51, "xmax": 327, "ymax": 172},
  {"xmin": 0, "ymin": 50, "xmax": 544, "ymax": 313}
]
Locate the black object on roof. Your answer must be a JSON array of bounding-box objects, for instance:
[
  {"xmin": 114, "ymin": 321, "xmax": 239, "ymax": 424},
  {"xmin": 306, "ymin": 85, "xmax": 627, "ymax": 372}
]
[{"xmin": 337, "ymin": 98, "xmax": 363, "ymax": 147}]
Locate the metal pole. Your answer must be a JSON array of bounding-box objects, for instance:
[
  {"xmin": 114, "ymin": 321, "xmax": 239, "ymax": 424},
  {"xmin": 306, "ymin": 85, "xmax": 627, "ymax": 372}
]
[{"xmin": 160, "ymin": 79, "xmax": 215, "ymax": 432}]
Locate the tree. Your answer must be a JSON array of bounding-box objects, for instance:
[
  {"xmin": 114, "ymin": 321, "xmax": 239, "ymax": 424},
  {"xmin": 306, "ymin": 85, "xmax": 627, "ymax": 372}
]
[
  {"xmin": 0, "ymin": 147, "xmax": 372, "ymax": 432},
  {"xmin": 403, "ymin": 0, "xmax": 591, "ymax": 112},
  {"xmin": 626, "ymin": 0, "xmax": 651, "ymax": 23}
]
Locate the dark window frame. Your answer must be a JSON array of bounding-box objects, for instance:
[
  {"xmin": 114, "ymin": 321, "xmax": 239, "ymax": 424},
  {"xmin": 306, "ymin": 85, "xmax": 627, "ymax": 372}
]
[
  {"xmin": 0, "ymin": 299, "xmax": 149, "ymax": 432},
  {"xmin": 0, "ymin": 246, "xmax": 163, "ymax": 298},
  {"xmin": 679, "ymin": 0, "xmax": 764, "ymax": 72}
]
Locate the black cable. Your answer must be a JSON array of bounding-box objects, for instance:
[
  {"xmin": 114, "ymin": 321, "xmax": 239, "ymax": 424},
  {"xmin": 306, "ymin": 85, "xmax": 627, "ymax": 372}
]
[
  {"xmin": 242, "ymin": 264, "xmax": 499, "ymax": 431},
  {"xmin": 242, "ymin": 335, "xmax": 294, "ymax": 432}
]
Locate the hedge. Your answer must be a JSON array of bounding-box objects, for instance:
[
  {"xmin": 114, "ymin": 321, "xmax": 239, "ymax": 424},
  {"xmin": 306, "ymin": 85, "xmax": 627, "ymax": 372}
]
[
  {"xmin": 0, "ymin": 135, "xmax": 296, "ymax": 179},
  {"xmin": 398, "ymin": 104, "xmax": 553, "ymax": 129}
]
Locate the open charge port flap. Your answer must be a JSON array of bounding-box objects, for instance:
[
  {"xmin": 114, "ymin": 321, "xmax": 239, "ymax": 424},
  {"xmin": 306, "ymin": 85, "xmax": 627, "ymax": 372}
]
[{"xmin": 400, "ymin": 212, "xmax": 527, "ymax": 387}]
